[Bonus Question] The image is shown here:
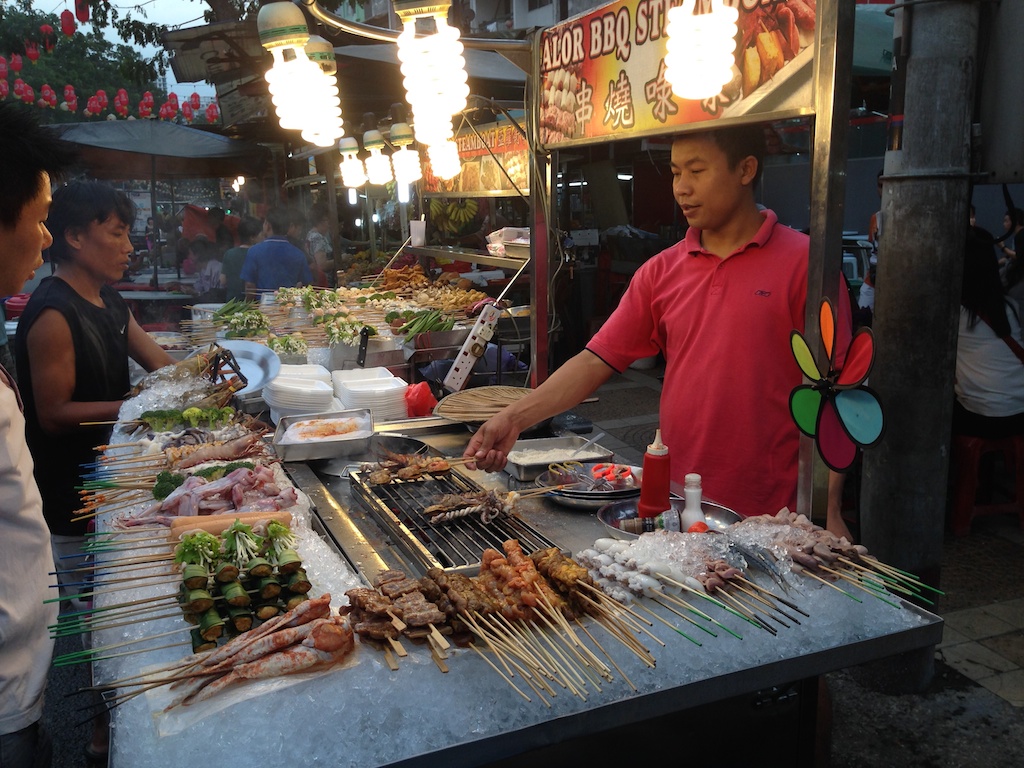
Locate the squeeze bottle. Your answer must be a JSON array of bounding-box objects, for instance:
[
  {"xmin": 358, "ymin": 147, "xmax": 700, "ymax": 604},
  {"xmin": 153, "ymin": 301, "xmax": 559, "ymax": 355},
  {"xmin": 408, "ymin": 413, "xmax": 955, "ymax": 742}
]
[
  {"xmin": 636, "ymin": 429, "xmax": 671, "ymax": 519},
  {"xmin": 679, "ymin": 473, "xmax": 706, "ymax": 530}
]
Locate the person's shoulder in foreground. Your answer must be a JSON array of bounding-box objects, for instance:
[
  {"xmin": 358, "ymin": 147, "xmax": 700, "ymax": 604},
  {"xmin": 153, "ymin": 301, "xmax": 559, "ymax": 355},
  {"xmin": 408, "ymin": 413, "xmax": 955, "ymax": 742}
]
[{"xmin": 0, "ymin": 99, "xmax": 76, "ymax": 761}]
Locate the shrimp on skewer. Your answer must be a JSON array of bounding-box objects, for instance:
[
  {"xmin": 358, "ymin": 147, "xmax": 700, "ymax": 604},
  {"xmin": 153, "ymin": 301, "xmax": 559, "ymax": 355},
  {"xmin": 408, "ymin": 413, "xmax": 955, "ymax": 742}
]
[{"xmin": 180, "ymin": 618, "xmax": 354, "ymax": 706}]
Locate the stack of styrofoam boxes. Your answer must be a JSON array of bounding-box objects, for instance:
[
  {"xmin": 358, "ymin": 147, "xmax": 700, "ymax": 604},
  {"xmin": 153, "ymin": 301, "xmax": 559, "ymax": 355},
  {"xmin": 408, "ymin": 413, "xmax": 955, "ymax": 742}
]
[
  {"xmin": 263, "ymin": 364, "xmax": 342, "ymax": 424},
  {"xmin": 332, "ymin": 367, "xmax": 409, "ymax": 423}
]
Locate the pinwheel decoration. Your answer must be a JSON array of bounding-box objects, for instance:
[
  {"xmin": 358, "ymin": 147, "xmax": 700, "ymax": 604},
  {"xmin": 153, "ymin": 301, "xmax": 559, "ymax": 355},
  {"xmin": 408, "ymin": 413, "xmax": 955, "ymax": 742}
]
[{"xmin": 790, "ymin": 298, "xmax": 884, "ymax": 471}]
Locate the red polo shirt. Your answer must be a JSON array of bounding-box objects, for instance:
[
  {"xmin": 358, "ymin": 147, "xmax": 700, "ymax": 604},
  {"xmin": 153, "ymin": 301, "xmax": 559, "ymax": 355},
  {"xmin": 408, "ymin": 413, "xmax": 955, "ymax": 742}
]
[{"xmin": 587, "ymin": 210, "xmax": 851, "ymax": 518}]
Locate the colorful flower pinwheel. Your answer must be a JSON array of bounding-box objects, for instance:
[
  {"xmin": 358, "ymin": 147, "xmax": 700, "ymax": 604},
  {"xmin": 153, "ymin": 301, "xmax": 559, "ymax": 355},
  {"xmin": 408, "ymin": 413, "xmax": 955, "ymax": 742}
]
[{"xmin": 790, "ymin": 298, "xmax": 884, "ymax": 471}]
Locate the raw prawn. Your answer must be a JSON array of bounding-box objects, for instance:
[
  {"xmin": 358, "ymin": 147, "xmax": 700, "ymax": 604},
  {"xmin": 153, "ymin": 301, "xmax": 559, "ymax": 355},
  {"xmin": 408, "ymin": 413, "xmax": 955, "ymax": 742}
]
[
  {"xmin": 173, "ymin": 432, "xmax": 267, "ymax": 469},
  {"xmin": 181, "ymin": 617, "xmax": 354, "ymax": 706}
]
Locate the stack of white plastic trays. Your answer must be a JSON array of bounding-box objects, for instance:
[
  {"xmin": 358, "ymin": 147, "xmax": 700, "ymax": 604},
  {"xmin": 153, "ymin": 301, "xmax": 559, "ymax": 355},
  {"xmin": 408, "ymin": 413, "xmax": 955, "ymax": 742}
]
[
  {"xmin": 332, "ymin": 367, "xmax": 409, "ymax": 422},
  {"xmin": 263, "ymin": 364, "xmax": 342, "ymax": 423}
]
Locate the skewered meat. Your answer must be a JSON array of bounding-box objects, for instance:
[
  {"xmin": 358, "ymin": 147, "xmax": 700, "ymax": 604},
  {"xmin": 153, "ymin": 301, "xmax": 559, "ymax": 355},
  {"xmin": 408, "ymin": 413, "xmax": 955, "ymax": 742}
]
[
  {"xmin": 360, "ymin": 451, "xmax": 451, "ymax": 484},
  {"xmin": 392, "ymin": 591, "xmax": 445, "ymax": 628},
  {"xmin": 344, "ymin": 587, "xmax": 395, "ymax": 617},
  {"xmin": 427, "ymin": 568, "xmax": 500, "ymax": 616},
  {"xmin": 423, "ymin": 490, "xmax": 519, "ymax": 524}
]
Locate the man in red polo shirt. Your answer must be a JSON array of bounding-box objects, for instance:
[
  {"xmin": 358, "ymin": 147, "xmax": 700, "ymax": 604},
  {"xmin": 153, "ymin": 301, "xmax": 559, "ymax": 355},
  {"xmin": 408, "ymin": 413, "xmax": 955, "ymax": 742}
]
[{"xmin": 464, "ymin": 123, "xmax": 853, "ymax": 541}]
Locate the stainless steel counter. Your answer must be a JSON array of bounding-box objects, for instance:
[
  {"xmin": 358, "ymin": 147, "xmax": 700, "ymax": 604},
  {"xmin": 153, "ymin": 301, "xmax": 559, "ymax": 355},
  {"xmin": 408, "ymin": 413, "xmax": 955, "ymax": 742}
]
[{"xmin": 98, "ymin": 423, "xmax": 944, "ymax": 768}]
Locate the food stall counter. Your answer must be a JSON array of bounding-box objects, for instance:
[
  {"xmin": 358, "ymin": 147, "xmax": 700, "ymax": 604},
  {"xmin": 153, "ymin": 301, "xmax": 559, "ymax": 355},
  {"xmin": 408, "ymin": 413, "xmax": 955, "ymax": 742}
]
[{"xmin": 94, "ymin": 425, "xmax": 943, "ymax": 768}]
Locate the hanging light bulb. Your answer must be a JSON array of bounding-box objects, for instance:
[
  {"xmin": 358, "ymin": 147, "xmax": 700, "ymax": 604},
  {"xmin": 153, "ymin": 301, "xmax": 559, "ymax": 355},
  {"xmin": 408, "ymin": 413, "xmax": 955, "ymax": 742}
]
[
  {"xmin": 427, "ymin": 139, "xmax": 462, "ymax": 182},
  {"xmin": 338, "ymin": 137, "xmax": 367, "ymax": 189},
  {"xmin": 389, "ymin": 120, "xmax": 422, "ymax": 187},
  {"xmin": 348, "ymin": 187, "xmax": 359, "ymax": 206},
  {"xmin": 301, "ymin": 35, "xmax": 345, "ymax": 147},
  {"xmin": 257, "ymin": 3, "xmax": 345, "ymax": 146},
  {"xmin": 664, "ymin": 0, "xmax": 739, "ymax": 101},
  {"xmin": 394, "ymin": 2, "xmax": 469, "ymax": 152},
  {"xmin": 363, "ymin": 125, "xmax": 394, "ymax": 186}
]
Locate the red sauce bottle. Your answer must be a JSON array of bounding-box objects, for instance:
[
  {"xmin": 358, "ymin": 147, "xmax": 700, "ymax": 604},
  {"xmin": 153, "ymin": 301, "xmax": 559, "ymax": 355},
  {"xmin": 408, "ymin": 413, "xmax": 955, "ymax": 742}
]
[{"xmin": 636, "ymin": 429, "xmax": 671, "ymax": 519}]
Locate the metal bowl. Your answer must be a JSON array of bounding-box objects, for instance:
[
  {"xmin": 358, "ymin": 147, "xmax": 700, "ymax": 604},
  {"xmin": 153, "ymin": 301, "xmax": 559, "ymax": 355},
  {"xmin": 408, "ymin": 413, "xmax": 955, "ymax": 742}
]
[
  {"xmin": 597, "ymin": 497, "xmax": 742, "ymax": 540},
  {"xmin": 534, "ymin": 463, "xmax": 642, "ymax": 510}
]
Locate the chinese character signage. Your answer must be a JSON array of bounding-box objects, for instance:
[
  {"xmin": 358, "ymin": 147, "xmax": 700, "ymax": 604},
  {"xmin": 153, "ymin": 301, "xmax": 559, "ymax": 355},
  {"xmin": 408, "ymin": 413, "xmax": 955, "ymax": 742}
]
[
  {"xmin": 539, "ymin": 0, "xmax": 817, "ymax": 148},
  {"xmin": 422, "ymin": 117, "xmax": 530, "ymax": 197}
]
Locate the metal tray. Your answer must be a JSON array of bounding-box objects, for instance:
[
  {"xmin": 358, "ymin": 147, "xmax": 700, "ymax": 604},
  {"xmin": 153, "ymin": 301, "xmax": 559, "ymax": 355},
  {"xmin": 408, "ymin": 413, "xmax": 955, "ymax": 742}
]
[
  {"xmin": 271, "ymin": 409, "xmax": 374, "ymax": 462},
  {"xmin": 504, "ymin": 436, "xmax": 614, "ymax": 481},
  {"xmin": 598, "ymin": 497, "xmax": 742, "ymax": 539}
]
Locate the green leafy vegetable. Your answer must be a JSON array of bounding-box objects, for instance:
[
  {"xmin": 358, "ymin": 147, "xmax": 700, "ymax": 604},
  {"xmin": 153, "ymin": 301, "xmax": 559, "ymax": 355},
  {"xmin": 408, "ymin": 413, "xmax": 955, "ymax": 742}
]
[
  {"xmin": 174, "ymin": 531, "xmax": 220, "ymax": 569},
  {"xmin": 192, "ymin": 461, "xmax": 255, "ymax": 480},
  {"xmin": 221, "ymin": 520, "xmax": 264, "ymax": 568}
]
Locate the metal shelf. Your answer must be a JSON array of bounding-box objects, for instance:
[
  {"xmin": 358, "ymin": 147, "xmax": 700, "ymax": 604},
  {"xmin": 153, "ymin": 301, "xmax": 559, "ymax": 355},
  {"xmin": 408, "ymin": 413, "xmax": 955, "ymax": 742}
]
[{"xmin": 405, "ymin": 245, "xmax": 529, "ymax": 272}]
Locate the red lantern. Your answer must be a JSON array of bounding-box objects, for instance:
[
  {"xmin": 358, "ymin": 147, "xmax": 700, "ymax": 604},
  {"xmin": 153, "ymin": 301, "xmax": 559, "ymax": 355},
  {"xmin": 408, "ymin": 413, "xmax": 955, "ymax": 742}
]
[
  {"xmin": 21, "ymin": 84, "xmax": 34, "ymax": 104},
  {"xmin": 0, "ymin": 57, "xmax": 7, "ymax": 79},
  {"xmin": 63, "ymin": 95, "xmax": 77, "ymax": 113},
  {"xmin": 75, "ymin": 0, "xmax": 90, "ymax": 24},
  {"xmin": 205, "ymin": 102, "xmax": 220, "ymax": 123},
  {"xmin": 63, "ymin": 84, "xmax": 75, "ymax": 100},
  {"xmin": 189, "ymin": 92, "xmax": 200, "ymax": 110},
  {"xmin": 13, "ymin": 79, "xmax": 24, "ymax": 97},
  {"xmin": 95, "ymin": 89, "xmax": 107, "ymax": 109},
  {"xmin": 181, "ymin": 102, "xmax": 194, "ymax": 123},
  {"xmin": 61, "ymin": 10, "xmax": 76, "ymax": 36},
  {"xmin": 141, "ymin": 90, "xmax": 153, "ymax": 106},
  {"xmin": 25, "ymin": 42, "xmax": 40, "ymax": 64},
  {"xmin": 167, "ymin": 92, "xmax": 178, "ymax": 106},
  {"xmin": 10, "ymin": 54, "xmax": 22, "ymax": 73},
  {"xmin": 39, "ymin": 24, "xmax": 55, "ymax": 52}
]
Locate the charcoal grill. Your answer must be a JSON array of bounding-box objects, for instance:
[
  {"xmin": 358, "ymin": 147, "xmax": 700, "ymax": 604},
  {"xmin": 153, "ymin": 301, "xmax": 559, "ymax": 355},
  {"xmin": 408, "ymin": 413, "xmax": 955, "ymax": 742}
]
[{"xmin": 350, "ymin": 469, "xmax": 557, "ymax": 575}]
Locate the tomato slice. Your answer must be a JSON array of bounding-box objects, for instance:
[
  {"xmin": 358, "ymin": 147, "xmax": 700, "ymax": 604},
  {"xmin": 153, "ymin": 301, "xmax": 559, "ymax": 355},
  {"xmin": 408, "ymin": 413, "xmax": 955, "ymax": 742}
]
[{"xmin": 687, "ymin": 521, "xmax": 710, "ymax": 534}]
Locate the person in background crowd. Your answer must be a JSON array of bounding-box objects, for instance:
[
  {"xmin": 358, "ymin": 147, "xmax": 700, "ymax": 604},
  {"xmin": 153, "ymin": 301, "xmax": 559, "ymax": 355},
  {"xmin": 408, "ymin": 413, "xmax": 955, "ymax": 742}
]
[
  {"xmin": 192, "ymin": 237, "xmax": 224, "ymax": 302},
  {"xmin": 240, "ymin": 207, "xmax": 313, "ymax": 298},
  {"xmin": 954, "ymin": 230, "xmax": 1024, "ymax": 439},
  {"xmin": 144, "ymin": 216, "xmax": 156, "ymax": 252},
  {"xmin": 207, "ymin": 206, "xmax": 235, "ymax": 254},
  {"xmin": 221, "ymin": 217, "xmax": 263, "ymax": 302},
  {"xmin": 177, "ymin": 236, "xmax": 196, "ymax": 276},
  {"xmin": 13, "ymin": 181, "xmax": 175, "ymax": 764},
  {"xmin": 0, "ymin": 100, "xmax": 76, "ymax": 768},
  {"xmin": 999, "ymin": 208, "xmax": 1024, "ymax": 294},
  {"xmin": 858, "ymin": 170, "xmax": 884, "ymax": 319},
  {"xmin": 305, "ymin": 202, "xmax": 335, "ymax": 288},
  {"xmin": 465, "ymin": 123, "xmax": 854, "ymax": 542}
]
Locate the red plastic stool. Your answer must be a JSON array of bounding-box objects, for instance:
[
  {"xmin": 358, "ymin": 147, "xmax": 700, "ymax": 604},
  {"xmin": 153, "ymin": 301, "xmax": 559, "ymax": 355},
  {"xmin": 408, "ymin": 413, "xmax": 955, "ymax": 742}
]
[{"xmin": 950, "ymin": 434, "xmax": 1024, "ymax": 536}]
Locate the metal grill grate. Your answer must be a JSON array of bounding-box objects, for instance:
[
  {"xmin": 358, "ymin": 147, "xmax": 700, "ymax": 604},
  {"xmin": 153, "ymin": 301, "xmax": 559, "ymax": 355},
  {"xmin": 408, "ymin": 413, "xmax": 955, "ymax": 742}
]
[{"xmin": 350, "ymin": 469, "xmax": 557, "ymax": 575}]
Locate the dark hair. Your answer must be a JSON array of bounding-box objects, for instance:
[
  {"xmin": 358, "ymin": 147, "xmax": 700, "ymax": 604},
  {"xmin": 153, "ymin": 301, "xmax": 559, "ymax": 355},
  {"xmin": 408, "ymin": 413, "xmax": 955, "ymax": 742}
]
[
  {"xmin": 47, "ymin": 181, "xmax": 136, "ymax": 263},
  {"xmin": 264, "ymin": 207, "xmax": 290, "ymax": 236},
  {"xmin": 237, "ymin": 217, "xmax": 262, "ymax": 243},
  {"xmin": 0, "ymin": 103, "xmax": 78, "ymax": 227},
  {"xmin": 678, "ymin": 123, "xmax": 766, "ymax": 187},
  {"xmin": 309, "ymin": 202, "xmax": 330, "ymax": 226},
  {"xmin": 962, "ymin": 229, "xmax": 1016, "ymax": 337},
  {"xmin": 208, "ymin": 206, "xmax": 225, "ymax": 223}
]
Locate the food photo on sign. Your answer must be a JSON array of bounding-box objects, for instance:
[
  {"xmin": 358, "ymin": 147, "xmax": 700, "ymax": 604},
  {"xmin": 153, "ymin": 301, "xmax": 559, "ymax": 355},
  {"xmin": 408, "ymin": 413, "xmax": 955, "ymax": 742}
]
[{"xmin": 538, "ymin": 0, "xmax": 818, "ymax": 147}]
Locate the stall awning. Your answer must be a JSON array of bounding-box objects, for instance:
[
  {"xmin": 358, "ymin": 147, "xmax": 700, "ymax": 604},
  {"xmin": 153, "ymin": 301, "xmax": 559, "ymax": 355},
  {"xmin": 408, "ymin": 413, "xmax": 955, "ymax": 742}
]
[{"xmin": 51, "ymin": 120, "xmax": 270, "ymax": 180}]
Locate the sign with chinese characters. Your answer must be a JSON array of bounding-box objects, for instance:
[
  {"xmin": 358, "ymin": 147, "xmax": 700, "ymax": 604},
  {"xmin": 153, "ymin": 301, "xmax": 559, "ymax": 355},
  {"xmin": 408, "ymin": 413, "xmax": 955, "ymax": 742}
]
[
  {"xmin": 422, "ymin": 117, "xmax": 530, "ymax": 197},
  {"xmin": 539, "ymin": 0, "xmax": 817, "ymax": 149}
]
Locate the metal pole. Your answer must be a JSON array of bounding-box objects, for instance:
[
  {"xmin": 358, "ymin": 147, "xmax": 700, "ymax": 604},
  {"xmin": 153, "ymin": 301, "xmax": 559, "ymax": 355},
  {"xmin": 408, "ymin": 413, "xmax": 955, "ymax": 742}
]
[
  {"xmin": 798, "ymin": 0, "xmax": 855, "ymax": 520},
  {"xmin": 860, "ymin": 2, "xmax": 981, "ymax": 578}
]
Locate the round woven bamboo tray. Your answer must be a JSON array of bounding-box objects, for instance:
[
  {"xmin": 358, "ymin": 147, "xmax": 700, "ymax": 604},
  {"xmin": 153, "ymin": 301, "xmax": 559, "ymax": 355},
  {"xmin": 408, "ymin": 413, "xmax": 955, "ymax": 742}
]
[{"xmin": 432, "ymin": 385, "xmax": 532, "ymax": 425}]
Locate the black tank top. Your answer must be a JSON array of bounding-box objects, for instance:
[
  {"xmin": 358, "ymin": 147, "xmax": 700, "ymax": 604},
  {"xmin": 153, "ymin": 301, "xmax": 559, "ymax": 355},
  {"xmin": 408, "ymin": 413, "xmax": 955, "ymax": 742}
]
[{"xmin": 14, "ymin": 277, "xmax": 131, "ymax": 536}]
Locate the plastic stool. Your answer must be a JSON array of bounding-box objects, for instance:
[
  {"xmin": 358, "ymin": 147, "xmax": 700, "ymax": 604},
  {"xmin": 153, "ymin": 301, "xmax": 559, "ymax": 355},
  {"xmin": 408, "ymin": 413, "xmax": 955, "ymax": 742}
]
[{"xmin": 950, "ymin": 434, "xmax": 1024, "ymax": 536}]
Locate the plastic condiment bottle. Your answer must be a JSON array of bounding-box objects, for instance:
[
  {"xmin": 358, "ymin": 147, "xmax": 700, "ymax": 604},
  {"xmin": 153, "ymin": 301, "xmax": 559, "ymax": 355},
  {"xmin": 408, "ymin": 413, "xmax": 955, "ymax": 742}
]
[
  {"xmin": 636, "ymin": 429, "xmax": 671, "ymax": 519},
  {"xmin": 679, "ymin": 472, "xmax": 706, "ymax": 531}
]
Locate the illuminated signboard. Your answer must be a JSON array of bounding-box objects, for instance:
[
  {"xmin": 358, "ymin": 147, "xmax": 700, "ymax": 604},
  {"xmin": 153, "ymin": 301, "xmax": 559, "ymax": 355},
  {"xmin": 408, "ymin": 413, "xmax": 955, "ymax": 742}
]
[
  {"xmin": 422, "ymin": 115, "xmax": 530, "ymax": 197},
  {"xmin": 539, "ymin": 0, "xmax": 817, "ymax": 148}
]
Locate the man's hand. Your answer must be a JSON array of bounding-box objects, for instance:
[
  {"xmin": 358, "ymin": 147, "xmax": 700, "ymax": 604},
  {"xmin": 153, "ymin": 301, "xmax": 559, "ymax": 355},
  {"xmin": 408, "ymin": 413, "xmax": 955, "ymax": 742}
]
[{"xmin": 463, "ymin": 410, "xmax": 520, "ymax": 472}]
